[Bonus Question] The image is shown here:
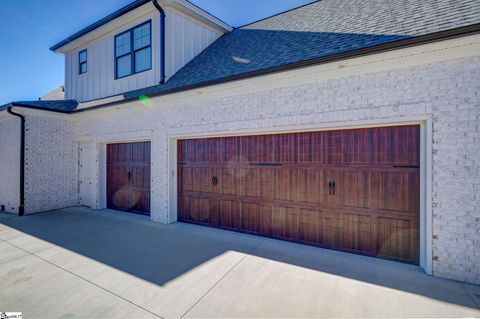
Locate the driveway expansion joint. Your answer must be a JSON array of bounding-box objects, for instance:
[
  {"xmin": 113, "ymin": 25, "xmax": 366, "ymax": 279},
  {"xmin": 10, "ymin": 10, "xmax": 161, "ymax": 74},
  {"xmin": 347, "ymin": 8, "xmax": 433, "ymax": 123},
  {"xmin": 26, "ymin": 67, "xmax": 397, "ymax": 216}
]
[{"xmin": 180, "ymin": 238, "xmax": 265, "ymax": 318}]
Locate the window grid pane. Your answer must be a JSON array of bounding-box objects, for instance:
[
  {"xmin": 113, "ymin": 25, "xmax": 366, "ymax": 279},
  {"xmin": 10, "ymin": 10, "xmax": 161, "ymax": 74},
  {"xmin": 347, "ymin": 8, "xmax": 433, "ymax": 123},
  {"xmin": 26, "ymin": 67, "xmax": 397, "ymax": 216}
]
[
  {"xmin": 79, "ymin": 50, "xmax": 87, "ymax": 63},
  {"xmin": 135, "ymin": 47, "xmax": 151, "ymax": 73},
  {"xmin": 134, "ymin": 23, "xmax": 151, "ymax": 50},
  {"xmin": 115, "ymin": 33, "xmax": 131, "ymax": 57},
  {"xmin": 80, "ymin": 62, "xmax": 87, "ymax": 74},
  {"xmin": 116, "ymin": 54, "xmax": 132, "ymax": 78}
]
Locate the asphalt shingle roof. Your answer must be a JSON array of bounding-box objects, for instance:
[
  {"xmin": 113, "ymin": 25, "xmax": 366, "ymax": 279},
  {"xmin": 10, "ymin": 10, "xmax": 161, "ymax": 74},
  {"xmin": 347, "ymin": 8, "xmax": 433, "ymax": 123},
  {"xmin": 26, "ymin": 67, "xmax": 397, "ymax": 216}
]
[
  {"xmin": 5, "ymin": 0, "xmax": 480, "ymax": 112},
  {"xmin": 124, "ymin": 0, "xmax": 480, "ymax": 100}
]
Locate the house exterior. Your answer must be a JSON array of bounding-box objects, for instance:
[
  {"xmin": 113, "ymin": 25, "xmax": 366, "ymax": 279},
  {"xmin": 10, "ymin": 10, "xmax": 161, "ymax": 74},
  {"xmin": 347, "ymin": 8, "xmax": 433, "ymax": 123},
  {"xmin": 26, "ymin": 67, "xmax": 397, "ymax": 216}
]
[{"xmin": 1, "ymin": 0, "xmax": 479, "ymax": 285}]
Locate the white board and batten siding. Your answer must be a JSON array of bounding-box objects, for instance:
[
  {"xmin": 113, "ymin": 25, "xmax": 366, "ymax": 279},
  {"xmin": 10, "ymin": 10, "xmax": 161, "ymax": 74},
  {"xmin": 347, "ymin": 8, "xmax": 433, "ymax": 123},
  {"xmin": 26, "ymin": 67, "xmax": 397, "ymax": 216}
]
[
  {"xmin": 64, "ymin": 5, "xmax": 224, "ymax": 102},
  {"xmin": 164, "ymin": 6, "xmax": 221, "ymax": 82}
]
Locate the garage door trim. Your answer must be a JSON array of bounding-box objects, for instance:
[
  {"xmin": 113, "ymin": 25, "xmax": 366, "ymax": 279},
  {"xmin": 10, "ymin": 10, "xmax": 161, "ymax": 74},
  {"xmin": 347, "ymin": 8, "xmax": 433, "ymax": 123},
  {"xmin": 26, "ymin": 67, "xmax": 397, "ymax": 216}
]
[{"xmin": 167, "ymin": 116, "xmax": 433, "ymax": 274}]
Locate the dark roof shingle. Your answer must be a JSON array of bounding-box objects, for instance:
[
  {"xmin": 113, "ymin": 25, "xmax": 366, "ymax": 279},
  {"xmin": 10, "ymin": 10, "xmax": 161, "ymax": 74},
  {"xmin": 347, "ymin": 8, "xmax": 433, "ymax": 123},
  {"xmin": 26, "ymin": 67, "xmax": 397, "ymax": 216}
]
[{"xmin": 124, "ymin": 0, "xmax": 480, "ymax": 100}]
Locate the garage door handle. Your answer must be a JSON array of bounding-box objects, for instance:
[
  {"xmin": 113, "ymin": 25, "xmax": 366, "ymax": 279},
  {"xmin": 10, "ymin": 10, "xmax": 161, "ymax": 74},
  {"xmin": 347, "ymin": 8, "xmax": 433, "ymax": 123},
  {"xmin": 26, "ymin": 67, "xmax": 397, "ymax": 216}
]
[{"xmin": 212, "ymin": 176, "xmax": 218, "ymax": 187}]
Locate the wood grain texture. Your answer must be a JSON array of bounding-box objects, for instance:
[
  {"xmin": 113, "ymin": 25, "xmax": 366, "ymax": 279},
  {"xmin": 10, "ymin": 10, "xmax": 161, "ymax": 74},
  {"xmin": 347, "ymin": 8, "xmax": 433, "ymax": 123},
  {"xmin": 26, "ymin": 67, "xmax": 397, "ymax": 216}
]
[
  {"xmin": 107, "ymin": 142, "xmax": 151, "ymax": 215},
  {"xmin": 178, "ymin": 125, "xmax": 420, "ymax": 263}
]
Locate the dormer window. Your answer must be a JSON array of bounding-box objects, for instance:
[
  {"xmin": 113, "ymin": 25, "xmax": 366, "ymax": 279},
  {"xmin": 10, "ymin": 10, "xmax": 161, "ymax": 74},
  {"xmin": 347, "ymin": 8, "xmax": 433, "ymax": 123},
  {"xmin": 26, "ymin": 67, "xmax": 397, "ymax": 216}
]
[
  {"xmin": 115, "ymin": 20, "xmax": 152, "ymax": 79},
  {"xmin": 79, "ymin": 49, "xmax": 87, "ymax": 74}
]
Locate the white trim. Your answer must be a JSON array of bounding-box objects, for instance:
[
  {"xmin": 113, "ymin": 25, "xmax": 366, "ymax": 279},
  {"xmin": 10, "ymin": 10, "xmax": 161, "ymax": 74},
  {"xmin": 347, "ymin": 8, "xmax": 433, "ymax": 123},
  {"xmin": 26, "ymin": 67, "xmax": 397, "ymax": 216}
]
[
  {"xmin": 167, "ymin": 115, "xmax": 432, "ymax": 274},
  {"xmin": 423, "ymin": 117, "xmax": 433, "ymax": 275}
]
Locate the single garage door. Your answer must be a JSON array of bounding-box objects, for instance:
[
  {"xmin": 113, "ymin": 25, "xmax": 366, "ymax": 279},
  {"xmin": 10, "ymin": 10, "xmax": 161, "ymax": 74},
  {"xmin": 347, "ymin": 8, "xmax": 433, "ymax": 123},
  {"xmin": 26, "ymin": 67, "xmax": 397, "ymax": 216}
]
[
  {"xmin": 177, "ymin": 125, "xmax": 420, "ymax": 263},
  {"xmin": 107, "ymin": 142, "xmax": 151, "ymax": 215}
]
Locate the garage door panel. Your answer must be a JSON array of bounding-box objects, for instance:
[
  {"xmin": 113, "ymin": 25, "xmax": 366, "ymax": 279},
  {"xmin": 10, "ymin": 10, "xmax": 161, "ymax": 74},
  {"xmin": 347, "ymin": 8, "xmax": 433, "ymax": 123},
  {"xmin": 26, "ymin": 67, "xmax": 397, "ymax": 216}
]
[
  {"xmin": 177, "ymin": 125, "xmax": 420, "ymax": 263},
  {"xmin": 191, "ymin": 167, "xmax": 213, "ymax": 193},
  {"xmin": 274, "ymin": 169, "xmax": 300, "ymax": 202},
  {"xmin": 299, "ymin": 208, "xmax": 323, "ymax": 243},
  {"xmin": 271, "ymin": 206, "xmax": 296, "ymax": 239},
  {"xmin": 326, "ymin": 130, "xmax": 343, "ymax": 164},
  {"xmin": 107, "ymin": 165, "xmax": 129, "ymax": 186},
  {"xmin": 219, "ymin": 200, "xmax": 240, "ymax": 229},
  {"xmin": 298, "ymin": 169, "xmax": 322, "ymax": 204},
  {"xmin": 241, "ymin": 202, "xmax": 258, "ymax": 233},
  {"xmin": 377, "ymin": 216, "xmax": 418, "ymax": 261},
  {"xmin": 371, "ymin": 172, "xmax": 419, "ymax": 213},
  {"xmin": 257, "ymin": 204, "xmax": 273, "ymax": 236},
  {"xmin": 258, "ymin": 169, "xmax": 274, "ymax": 199},
  {"xmin": 178, "ymin": 195, "xmax": 191, "ymax": 221},
  {"xmin": 341, "ymin": 213, "xmax": 373, "ymax": 254},
  {"xmin": 275, "ymin": 134, "xmax": 296, "ymax": 163},
  {"xmin": 375, "ymin": 126, "xmax": 420, "ymax": 165},
  {"xmin": 129, "ymin": 190, "xmax": 150, "ymax": 214},
  {"xmin": 339, "ymin": 171, "xmax": 371, "ymax": 209},
  {"xmin": 189, "ymin": 196, "xmax": 210, "ymax": 224},
  {"xmin": 178, "ymin": 139, "xmax": 195, "ymax": 163},
  {"xmin": 342, "ymin": 128, "xmax": 372, "ymax": 164},
  {"xmin": 322, "ymin": 210, "xmax": 342, "ymax": 248},
  {"xmin": 297, "ymin": 132, "xmax": 325, "ymax": 163},
  {"xmin": 178, "ymin": 166, "xmax": 192, "ymax": 192},
  {"xmin": 220, "ymin": 168, "xmax": 236, "ymax": 195},
  {"xmin": 235, "ymin": 168, "xmax": 257, "ymax": 197},
  {"xmin": 131, "ymin": 166, "xmax": 149, "ymax": 188}
]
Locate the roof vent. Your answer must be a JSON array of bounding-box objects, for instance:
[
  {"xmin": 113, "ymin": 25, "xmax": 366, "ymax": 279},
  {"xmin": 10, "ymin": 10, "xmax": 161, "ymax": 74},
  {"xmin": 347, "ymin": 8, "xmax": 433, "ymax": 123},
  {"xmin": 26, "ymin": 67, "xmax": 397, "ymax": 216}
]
[{"xmin": 232, "ymin": 56, "xmax": 251, "ymax": 64}]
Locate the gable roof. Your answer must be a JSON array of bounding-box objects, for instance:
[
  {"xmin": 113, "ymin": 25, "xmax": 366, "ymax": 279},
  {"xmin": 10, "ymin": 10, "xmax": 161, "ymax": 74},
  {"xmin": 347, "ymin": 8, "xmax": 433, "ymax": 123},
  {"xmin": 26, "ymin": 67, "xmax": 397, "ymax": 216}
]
[{"xmin": 6, "ymin": 0, "xmax": 480, "ymax": 113}]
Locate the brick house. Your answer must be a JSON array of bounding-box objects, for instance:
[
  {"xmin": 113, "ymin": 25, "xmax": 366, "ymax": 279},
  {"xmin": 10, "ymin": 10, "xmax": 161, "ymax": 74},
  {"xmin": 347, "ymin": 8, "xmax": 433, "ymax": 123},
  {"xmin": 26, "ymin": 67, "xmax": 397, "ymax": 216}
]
[{"xmin": 1, "ymin": 0, "xmax": 479, "ymax": 285}]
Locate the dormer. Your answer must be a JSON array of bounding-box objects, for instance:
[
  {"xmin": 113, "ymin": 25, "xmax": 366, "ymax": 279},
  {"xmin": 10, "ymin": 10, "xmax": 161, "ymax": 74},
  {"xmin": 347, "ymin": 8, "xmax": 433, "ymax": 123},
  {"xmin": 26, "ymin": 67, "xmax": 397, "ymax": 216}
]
[{"xmin": 50, "ymin": 0, "xmax": 231, "ymax": 103}]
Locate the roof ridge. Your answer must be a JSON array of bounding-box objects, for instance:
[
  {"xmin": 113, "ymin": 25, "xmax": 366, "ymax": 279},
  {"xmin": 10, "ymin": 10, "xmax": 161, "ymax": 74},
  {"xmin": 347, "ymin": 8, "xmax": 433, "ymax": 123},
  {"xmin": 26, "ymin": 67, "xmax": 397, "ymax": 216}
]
[{"xmin": 237, "ymin": 0, "xmax": 320, "ymax": 29}]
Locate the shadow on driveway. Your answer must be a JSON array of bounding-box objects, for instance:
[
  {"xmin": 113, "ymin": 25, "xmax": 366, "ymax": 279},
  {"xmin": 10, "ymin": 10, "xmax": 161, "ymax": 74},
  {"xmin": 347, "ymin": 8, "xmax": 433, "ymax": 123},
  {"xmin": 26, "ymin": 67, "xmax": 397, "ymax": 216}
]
[{"xmin": 0, "ymin": 207, "xmax": 479, "ymax": 312}]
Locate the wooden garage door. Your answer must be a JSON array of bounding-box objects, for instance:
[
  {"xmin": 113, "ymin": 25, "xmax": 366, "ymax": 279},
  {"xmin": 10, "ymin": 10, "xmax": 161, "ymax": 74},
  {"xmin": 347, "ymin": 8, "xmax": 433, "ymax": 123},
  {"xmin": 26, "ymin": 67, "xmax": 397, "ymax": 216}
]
[
  {"xmin": 177, "ymin": 125, "xmax": 420, "ymax": 263},
  {"xmin": 107, "ymin": 142, "xmax": 151, "ymax": 215}
]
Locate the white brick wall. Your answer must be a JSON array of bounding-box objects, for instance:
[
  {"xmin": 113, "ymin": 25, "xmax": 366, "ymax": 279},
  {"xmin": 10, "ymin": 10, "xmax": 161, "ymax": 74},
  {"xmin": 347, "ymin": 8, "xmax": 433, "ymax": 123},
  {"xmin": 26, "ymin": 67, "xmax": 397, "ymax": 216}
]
[
  {"xmin": 24, "ymin": 115, "xmax": 78, "ymax": 213},
  {"xmin": 0, "ymin": 116, "xmax": 20, "ymax": 214},
  {"xmin": 75, "ymin": 55, "xmax": 480, "ymax": 284}
]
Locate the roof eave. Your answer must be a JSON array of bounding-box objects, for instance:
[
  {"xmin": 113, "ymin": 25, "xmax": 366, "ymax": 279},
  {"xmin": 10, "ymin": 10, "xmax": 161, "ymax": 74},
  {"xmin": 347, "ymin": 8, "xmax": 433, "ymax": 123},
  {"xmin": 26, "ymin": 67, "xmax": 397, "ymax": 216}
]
[{"xmin": 50, "ymin": 0, "xmax": 152, "ymax": 52}]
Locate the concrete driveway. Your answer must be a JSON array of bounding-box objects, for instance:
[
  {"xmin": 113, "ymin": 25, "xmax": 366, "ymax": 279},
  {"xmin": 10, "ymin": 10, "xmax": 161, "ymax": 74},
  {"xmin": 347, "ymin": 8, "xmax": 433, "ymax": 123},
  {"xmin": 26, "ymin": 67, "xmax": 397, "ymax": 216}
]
[{"xmin": 0, "ymin": 207, "xmax": 479, "ymax": 319}]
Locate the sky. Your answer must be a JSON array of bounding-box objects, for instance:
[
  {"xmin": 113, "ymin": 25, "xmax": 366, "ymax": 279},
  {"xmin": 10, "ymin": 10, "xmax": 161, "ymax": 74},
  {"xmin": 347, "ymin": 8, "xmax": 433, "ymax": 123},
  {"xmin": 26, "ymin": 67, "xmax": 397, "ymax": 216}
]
[{"xmin": 0, "ymin": 0, "xmax": 314, "ymax": 105}]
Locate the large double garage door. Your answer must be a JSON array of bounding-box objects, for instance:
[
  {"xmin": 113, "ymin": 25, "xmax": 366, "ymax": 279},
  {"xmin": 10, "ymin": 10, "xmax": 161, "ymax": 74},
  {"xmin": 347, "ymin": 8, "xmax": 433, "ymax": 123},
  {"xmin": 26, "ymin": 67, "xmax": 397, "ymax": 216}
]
[{"xmin": 178, "ymin": 125, "xmax": 420, "ymax": 263}]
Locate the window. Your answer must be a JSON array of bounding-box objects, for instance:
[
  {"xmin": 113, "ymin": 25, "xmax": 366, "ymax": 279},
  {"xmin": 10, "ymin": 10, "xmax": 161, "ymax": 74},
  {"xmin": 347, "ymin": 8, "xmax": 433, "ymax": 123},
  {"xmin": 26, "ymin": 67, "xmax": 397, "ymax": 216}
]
[
  {"xmin": 79, "ymin": 49, "xmax": 87, "ymax": 74},
  {"xmin": 115, "ymin": 21, "xmax": 151, "ymax": 79}
]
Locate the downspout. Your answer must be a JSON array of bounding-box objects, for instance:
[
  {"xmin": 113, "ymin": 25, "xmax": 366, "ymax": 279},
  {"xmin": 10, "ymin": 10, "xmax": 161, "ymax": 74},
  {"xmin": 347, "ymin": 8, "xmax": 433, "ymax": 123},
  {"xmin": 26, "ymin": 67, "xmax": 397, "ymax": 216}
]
[
  {"xmin": 7, "ymin": 107, "xmax": 25, "ymax": 216},
  {"xmin": 152, "ymin": 0, "xmax": 166, "ymax": 84}
]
